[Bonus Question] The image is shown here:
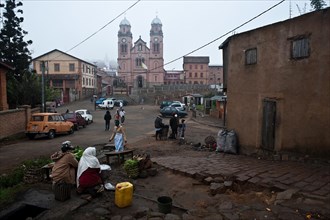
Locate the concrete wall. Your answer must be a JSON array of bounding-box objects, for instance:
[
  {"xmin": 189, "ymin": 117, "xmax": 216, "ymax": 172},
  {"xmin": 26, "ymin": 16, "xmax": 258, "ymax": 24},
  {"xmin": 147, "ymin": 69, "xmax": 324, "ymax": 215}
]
[{"xmin": 223, "ymin": 9, "xmax": 330, "ymax": 155}]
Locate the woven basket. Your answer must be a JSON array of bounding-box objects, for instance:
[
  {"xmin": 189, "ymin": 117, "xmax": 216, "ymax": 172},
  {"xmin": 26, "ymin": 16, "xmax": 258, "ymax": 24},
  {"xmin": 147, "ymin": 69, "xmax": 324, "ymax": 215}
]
[{"xmin": 54, "ymin": 182, "xmax": 71, "ymax": 201}]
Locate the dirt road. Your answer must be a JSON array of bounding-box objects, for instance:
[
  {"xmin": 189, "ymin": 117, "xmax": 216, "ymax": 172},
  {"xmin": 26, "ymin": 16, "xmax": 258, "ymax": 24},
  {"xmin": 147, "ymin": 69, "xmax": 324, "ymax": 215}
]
[{"xmin": 0, "ymin": 100, "xmax": 219, "ymax": 173}]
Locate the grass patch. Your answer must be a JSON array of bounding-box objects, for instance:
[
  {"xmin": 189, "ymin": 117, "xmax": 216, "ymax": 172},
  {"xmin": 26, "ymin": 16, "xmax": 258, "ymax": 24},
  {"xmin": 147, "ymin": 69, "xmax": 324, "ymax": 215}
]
[{"xmin": 0, "ymin": 156, "xmax": 51, "ymax": 209}]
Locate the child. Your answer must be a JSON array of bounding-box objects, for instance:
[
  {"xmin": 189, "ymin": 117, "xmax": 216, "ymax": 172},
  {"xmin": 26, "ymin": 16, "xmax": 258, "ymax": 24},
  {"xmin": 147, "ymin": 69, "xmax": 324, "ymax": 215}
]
[{"xmin": 178, "ymin": 119, "xmax": 186, "ymax": 145}]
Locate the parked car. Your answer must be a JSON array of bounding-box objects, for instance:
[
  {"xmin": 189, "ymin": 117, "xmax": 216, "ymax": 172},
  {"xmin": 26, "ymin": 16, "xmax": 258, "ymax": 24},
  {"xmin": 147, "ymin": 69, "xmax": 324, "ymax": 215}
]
[
  {"xmin": 98, "ymin": 99, "xmax": 114, "ymax": 109},
  {"xmin": 160, "ymin": 100, "xmax": 174, "ymax": 109},
  {"xmin": 95, "ymin": 97, "xmax": 106, "ymax": 105},
  {"xmin": 114, "ymin": 99, "xmax": 128, "ymax": 107},
  {"xmin": 62, "ymin": 112, "xmax": 87, "ymax": 130},
  {"xmin": 160, "ymin": 106, "xmax": 188, "ymax": 118},
  {"xmin": 75, "ymin": 109, "xmax": 93, "ymax": 124},
  {"xmin": 169, "ymin": 102, "xmax": 186, "ymax": 111},
  {"xmin": 25, "ymin": 113, "xmax": 74, "ymax": 139}
]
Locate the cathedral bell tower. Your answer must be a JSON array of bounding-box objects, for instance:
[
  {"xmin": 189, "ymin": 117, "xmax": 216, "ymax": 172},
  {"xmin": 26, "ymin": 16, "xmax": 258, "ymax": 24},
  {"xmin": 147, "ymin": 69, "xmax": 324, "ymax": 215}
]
[
  {"xmin": 149, "ymin": 16, "xmax": 164, "ymax": 85},
  {"xmin": 117, "ymin": 17, "xmax": 133, "ymax": 87}
]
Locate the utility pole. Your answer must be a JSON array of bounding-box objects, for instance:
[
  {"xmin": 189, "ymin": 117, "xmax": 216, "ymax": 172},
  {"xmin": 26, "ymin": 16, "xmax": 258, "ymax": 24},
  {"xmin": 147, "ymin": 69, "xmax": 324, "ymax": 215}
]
[{"xmin": 41, "ymin": 61, "xmax": 45, "ymax": 112}]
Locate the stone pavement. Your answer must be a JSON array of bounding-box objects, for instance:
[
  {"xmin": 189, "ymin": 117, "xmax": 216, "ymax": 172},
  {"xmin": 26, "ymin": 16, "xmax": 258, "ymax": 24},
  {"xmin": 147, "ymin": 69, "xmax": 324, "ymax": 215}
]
[{"xmin": 153, "ymin": 113, "xmax": 330, "ymax": 210}]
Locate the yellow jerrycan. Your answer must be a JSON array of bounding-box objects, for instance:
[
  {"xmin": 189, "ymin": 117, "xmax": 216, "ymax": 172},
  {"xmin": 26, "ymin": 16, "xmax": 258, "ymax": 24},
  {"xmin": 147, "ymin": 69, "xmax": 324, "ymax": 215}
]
[{"xmin": 115, "ymin": 182, "xmax": 133, "ymax": 208}]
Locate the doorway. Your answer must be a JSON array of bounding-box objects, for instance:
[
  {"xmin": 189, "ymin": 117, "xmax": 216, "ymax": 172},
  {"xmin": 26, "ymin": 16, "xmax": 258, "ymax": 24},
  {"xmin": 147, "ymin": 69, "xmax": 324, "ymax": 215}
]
[
  {"xmin": 137, "ymin": 75, "xmax": 143, "ymax": 88},
  {"xmin": 261, "ymin": 99, "xmax": 276, "ymax": 151}
]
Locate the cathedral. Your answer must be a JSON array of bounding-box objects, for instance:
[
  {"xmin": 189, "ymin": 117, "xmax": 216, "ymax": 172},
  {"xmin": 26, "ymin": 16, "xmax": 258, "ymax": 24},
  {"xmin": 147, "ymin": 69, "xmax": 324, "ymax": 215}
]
[{"xmin": 117, "ymin": 16, "xmax": 165, "ymax": 91}]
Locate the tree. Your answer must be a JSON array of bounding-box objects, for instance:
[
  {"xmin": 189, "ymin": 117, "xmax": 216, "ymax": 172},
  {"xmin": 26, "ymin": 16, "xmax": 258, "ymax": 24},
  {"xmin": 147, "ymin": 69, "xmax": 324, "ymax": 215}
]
[
  {"xmin": 310, "ymin": 0, "xmax": 326, "ymax": 10},
  {"xmin": 0, "ymin": 0, "xmax": 34, "ymax": 108}
]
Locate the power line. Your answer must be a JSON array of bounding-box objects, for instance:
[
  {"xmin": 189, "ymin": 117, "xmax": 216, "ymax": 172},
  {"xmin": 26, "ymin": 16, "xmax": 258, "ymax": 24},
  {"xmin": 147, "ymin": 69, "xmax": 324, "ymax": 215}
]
[
  {"xmin": 34, "ymin": 0, "xmax": 141, "ymax": 63},
  {"xmin": 161, "ymin": 0, "xmax": 286, "ymax": 70},
  {"xmin": 65, "ymin": 0, "xmax": 141, "ymax": 54}
]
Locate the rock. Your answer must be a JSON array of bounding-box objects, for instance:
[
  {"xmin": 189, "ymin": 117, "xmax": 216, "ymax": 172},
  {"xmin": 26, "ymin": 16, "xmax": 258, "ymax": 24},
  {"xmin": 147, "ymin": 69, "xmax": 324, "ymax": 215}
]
[
  {"xmin": 218, "ymin": 201, "xmax": 233, "ymax": 210},
  {"xmin": 149, "ymin": 211, "xmax": 165, "ymax": 218},
  {"xmin": 110, "ymin": 215, "xmax": 122, "ymax": 220},
  {"xmin": 122, "ymin": 215, "xmax": 135, "ymax": 220},
  {"xmin": 213, "ymin": 177, "xmax": 224, "ymax": 183},
  {"xmin": 93, "ymin": 207, "xmax": 110, "ymax": 216},
  {"xmin": 222, "ymin": 212, "xmax": 239, "ymax": 220},
  {"xmin": 210, "ymin": 182, "xmax": 225, "ymax": 195},
  {"xmin": 276, "ymin": 188, "xmax": 299, "ymax": 200},
  {"xmin": 134, "ymin": 206, "xmax": 150, "ymax": 218},
  {"xmin": 204, "ymin": 177, "xmax": 213, "ymax": 184}
]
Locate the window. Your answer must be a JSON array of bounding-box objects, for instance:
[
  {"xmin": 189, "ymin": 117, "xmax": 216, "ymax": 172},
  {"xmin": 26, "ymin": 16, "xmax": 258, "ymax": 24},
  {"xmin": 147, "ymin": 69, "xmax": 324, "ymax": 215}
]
[
  {"xmin": 292, "ymin": 37, "xmax": 309, "ymax": 59},
  {"xmin": 245, "ymin": 48, "xmax": 257, "ymax": 65},
  {"xmin": 138, "ymin": 44, "xmax": 142, "ymax": 51},
  {"xmin": 121, "ymin": 44, "xmax": 127, "ymax": 53},
  {"xmin": 83, "ymin": 78, "xmax": 85, "ymax": 85},
  {"xmin": 200, "ymin": 72, "xmax": 204, "ymax": 78},
  {"xmin": 153, "ymin": 43, "xmax": 159, "ymax": 52},
  {"xmin": 195, "ymin": 64, "xmax": 198, "ymax": 69},
  {"xmin": 135, "ymin": 58, "xmax": 145, "ymax": 67},
  {"xmin": 53, "ymin": 79, "xmax": 63, "ymax": 87},
  {"xmin": 189, "ymin": 65, "xmax": 192, "ymax": 70},
  {"xmin": 69, "ymin": 63, "xmax": 75, "ymax": 72},
  {"xmin": 201, "ymin": 65, "xmax": 203, "ymax": 69},
  {"xmin": 195, "ymin": 72, "xmax": 197, "ymax": 77},
  {"xmin": 54, "ymin": 63, "xmax": 60, "ymax": 72},
  {"xmin": 189, "ymin": 72, "xmax": 192, "ymax": 77}
]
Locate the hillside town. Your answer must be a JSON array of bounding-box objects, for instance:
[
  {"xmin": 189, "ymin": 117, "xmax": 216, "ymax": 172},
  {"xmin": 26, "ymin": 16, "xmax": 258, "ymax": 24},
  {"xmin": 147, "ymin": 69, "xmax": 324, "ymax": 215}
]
[{"xmin": 0, "ymin": 1, "xmax": 329, "ymax": 219}]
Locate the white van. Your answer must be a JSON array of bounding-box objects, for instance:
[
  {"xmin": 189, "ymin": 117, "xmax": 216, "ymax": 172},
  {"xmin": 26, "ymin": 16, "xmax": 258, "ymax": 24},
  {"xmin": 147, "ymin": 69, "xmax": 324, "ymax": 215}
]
[{"xmin": 98, "ymin": 99, "xmax": 114, "ymax": 109}]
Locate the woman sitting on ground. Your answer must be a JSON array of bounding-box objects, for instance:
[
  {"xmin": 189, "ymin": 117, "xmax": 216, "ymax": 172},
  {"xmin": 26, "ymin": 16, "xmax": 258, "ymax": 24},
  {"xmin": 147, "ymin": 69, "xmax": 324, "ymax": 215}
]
[
  {"xmin": 76, "ymin": 147, "xmax": 104, "ymax": 200},
  {"xmin": 50, "ymin": 141, "xmax": 78, "ymax": 188}
]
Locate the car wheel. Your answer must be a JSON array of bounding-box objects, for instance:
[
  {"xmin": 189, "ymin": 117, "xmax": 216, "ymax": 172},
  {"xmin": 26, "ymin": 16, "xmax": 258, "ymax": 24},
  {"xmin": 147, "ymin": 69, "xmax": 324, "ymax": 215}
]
[
  {"xmin": 48, "ymin": 130, "xmax": 55, "ymax": 139},
  {"xmin": 27, "ymin": 134, "xmax": 36, "ymax": 140},
  {"xmin": 75, "ymin": 124, "xmax": 79, "ymax": 131},
  {"xmin": 68, "ymin": 126, "xmax": 74, "ymax": 134},
  {"xmin": 87, "ymin": 119, "xmax": 90, "ymax": 124}
]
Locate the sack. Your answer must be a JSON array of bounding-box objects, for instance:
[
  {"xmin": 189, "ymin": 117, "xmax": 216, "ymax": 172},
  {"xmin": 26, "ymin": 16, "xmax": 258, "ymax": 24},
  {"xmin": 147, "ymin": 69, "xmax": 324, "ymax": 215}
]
[
  {"xmin": 216, "ymin": 129, "xmax": 238, "ymax": 154},
  {"xmin": 216, "ymin": 130, "xmax": 227, "ymax": 152}
]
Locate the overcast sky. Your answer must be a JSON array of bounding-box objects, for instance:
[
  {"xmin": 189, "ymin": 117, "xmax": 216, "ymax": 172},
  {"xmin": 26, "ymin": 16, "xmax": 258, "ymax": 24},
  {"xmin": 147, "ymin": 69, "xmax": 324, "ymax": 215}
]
[{"xmin": 19, "ymin": 0, "xmax": 329, "ymax": 70}]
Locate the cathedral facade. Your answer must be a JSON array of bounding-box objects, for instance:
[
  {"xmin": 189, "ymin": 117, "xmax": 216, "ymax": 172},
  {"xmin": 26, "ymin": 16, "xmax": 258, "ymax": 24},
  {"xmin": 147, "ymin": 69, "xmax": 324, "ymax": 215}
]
[{"xmin": 117, "ymin": 16, "xmax": 165, "ymax": 90}]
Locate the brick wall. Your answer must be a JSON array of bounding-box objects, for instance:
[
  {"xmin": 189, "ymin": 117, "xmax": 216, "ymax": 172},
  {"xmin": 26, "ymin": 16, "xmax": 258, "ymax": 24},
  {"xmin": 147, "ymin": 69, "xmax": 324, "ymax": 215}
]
[{"xmin": 0, "ymin": 106, "xmax": 40, "ymax": 139}]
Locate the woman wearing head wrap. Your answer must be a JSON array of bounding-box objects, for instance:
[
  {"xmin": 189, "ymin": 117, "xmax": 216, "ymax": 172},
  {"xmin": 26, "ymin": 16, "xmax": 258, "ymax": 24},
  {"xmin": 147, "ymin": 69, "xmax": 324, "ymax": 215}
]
[
  {"xmin": 109, "ymin": 120, "xmax": 127, "ymax": 152},
  {"xmin": 76, "ymin": 147, "xmax": 103, "ymax": 199},
  {"xmin": 50, "ymin": 141, "xmax": 78, "ymax": 186}
]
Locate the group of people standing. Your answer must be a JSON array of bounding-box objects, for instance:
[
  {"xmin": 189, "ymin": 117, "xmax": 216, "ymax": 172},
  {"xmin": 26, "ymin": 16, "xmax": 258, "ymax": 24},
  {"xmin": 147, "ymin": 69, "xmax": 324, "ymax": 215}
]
[
  {"xmin": 104, "ymin": 108, "xmax": 127, "ymax": 152},
  {"xmin": 50, "ymin": 141, "xmax": 104, "ymax": 201},
  {"xmin": 154, "ymin": 113, "xmax": 186, "ymax": 141}
]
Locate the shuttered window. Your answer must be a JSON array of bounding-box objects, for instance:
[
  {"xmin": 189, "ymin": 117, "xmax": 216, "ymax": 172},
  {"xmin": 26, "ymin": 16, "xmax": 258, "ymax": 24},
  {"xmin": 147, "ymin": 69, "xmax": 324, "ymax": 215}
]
[
  {"xmin": 292, "ymin": 37, "xmax": 309, "ymax": 59},
  {"xmin": 245, "ymin": 48, "xmax": 257, "ymax": 65}
]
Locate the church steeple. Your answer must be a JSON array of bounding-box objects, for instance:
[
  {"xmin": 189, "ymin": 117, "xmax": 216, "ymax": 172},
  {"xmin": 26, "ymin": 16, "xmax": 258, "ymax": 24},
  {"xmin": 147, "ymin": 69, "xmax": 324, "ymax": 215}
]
[
  {"xmin": 150, "ymin": 16, "xmax": 163, "ymax": 58},
  {"xmin": 150, "ymin": 16, "xmax": 163, "ymax": 37}
]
